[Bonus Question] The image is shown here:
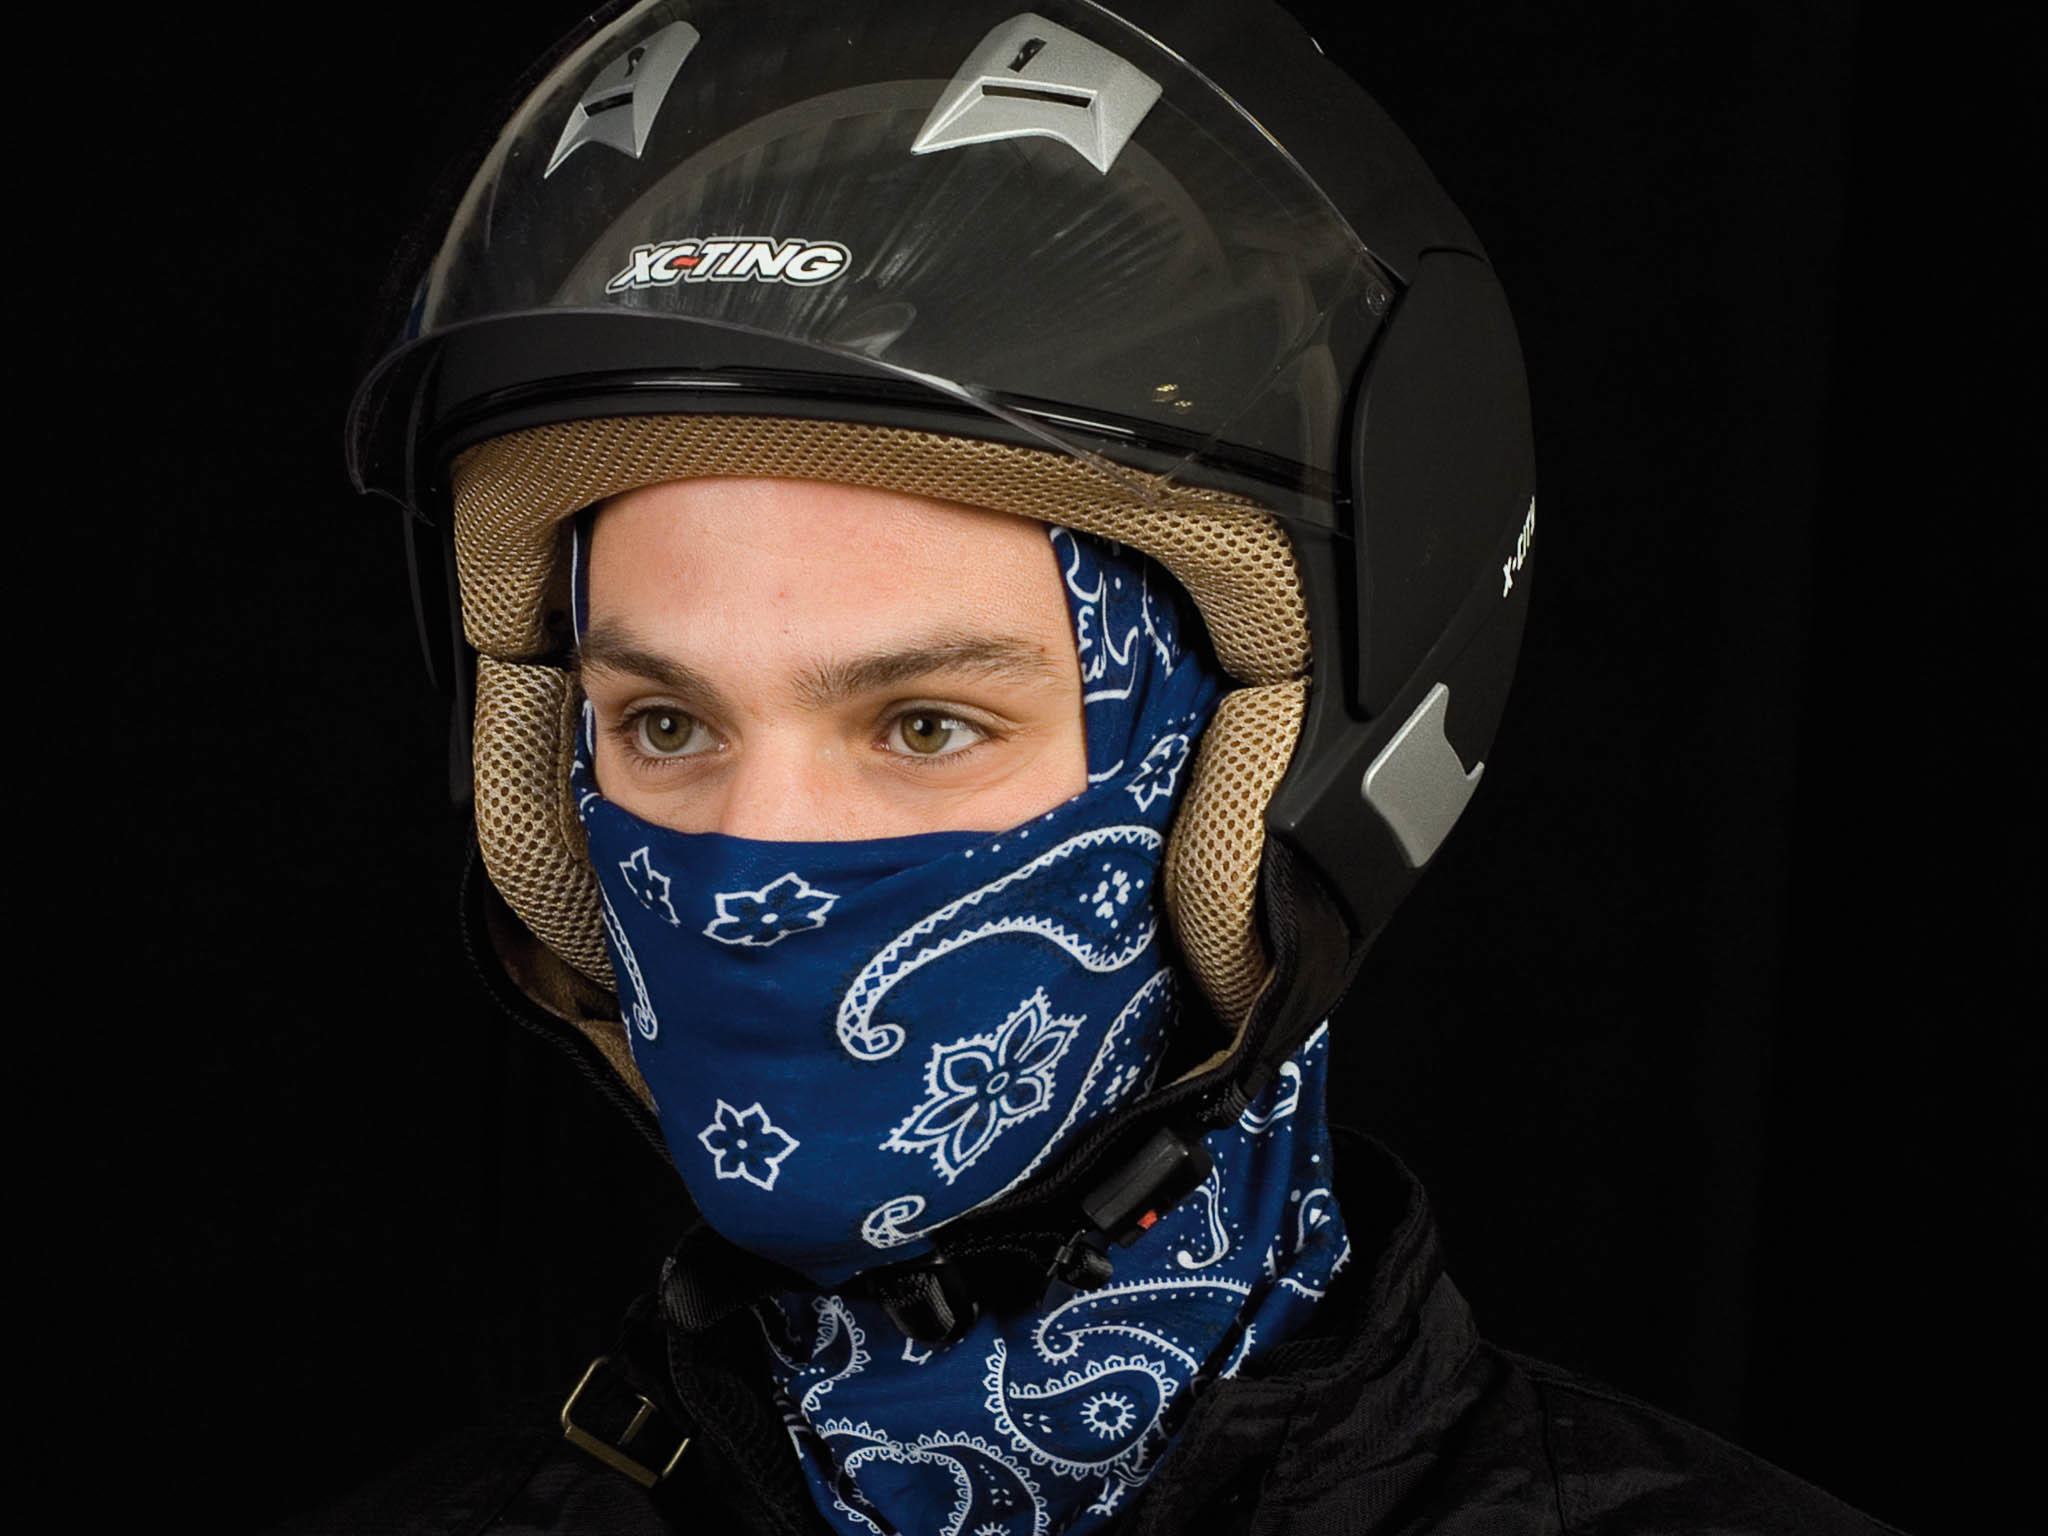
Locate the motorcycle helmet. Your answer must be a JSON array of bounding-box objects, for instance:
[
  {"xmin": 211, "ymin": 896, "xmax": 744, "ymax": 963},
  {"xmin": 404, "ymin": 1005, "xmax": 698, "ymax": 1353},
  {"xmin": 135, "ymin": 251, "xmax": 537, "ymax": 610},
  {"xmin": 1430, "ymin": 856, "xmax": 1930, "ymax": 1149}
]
[{"xmin": 348, "ymin": 0, "xmax": 1534, "ymax": 1304}]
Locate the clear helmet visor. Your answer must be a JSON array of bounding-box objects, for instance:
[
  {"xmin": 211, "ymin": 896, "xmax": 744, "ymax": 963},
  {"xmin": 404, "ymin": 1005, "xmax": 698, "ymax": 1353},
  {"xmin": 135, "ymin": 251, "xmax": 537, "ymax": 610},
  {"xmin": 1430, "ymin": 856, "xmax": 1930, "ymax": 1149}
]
[{"xmin": 348, "ymin": 0, "xmax": 1395, "ymax": 502}]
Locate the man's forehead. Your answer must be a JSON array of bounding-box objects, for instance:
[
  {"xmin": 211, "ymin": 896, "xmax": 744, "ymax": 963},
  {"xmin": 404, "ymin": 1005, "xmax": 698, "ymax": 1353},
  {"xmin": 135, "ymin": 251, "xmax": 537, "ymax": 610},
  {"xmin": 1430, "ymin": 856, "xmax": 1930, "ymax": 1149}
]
[
  {"xmin": 594, "ymin": 474, "xmax": 1048, "ymax": 548},
  {"xmin": 581, "ymin": 476, "xmax": 1077, "ymax": 646}
]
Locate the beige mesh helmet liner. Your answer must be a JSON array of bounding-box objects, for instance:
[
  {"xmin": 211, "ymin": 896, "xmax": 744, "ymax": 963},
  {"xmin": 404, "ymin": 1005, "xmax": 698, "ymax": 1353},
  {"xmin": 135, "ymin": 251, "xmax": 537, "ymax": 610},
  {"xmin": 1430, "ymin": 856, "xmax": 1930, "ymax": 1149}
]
[
  {"xmin": 453, "ymin": 416, "xmax": 1309, "ymax": 679},
  {"xmin": 455, "ymin": 414, "xmax": 1313, "ymax": 1107}
]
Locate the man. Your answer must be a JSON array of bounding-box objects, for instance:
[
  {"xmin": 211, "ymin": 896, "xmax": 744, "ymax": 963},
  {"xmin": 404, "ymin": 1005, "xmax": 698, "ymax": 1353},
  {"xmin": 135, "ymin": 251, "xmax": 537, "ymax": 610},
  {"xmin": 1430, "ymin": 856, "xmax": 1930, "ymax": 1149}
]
[
  {"xmin": 562, "ymin": 469, "xmax": 1349, "ymax": 1533},
  {"xmin": 325, "ymin": 0, "xmax": 1907, "ymax": 1529}
]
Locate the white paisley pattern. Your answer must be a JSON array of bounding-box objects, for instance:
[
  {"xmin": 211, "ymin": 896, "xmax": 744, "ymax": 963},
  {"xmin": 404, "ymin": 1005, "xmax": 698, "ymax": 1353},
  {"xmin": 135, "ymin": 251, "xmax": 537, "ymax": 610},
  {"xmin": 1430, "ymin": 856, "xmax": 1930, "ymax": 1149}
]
[
  {"xmin": 597, "ymin": 890, "xmax": 659, "ymax": 1042},
  {"xmin": 859, "ymin": 970, "xmax": 1173, "ymax": 1253},
  {"xmin": 860, "ymin": 1194, "xmax": 930, "ymax": 1252},
  {"xmin": 1238, "ymin": 1023, "xmax": 1327, "ymax": 1133},
  {"xmin": 697, "ymin": 1100, "xmax": 800, "ymax": 1191},
  {"xmin": 1055, "ymin": 526, "xmax": 1181, "ymax": 710},
  {"xmin": 816, "ymin": 1420, "xmax": 1050, "ymax": 1536},
  {"xmin": 836, "ymin": 827, "xmax": 1161, "ymax": 1061},
  {"xmin": 618, "ymin": 846, "xmax": 681, "ymax": 926},
  {"xmin": 772, "ymin": 1027, "xmax": 1350, "ymax": 1536},
  {"xmin": 883, "ymin": 991, "xmax": 1082, "ymax": 1182},
  {"xmin": 1173, "ymin": 1170, "xmax": 1229, "ymax": 1270},
  {"xmin": 757, "ymin": 1296, "xmax": 870, "ymax": 1415},
  {"xmin": 1123, "ymin": 734, "xmax": 1190, "ymax": 813},
  {"xmin": 705, "ymin": 872, "xmax": 839, "ymax": 947}
]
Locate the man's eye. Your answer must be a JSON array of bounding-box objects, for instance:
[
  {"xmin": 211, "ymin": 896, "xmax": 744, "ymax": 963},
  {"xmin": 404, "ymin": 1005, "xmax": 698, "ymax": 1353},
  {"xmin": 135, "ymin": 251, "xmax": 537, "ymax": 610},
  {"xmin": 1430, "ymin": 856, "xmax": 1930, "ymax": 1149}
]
[
  {"xmin": 633, "ymin": 709, "xmax": 714, "ymax": 758},
  {"xmin": 891, "ymin": 711, "xmax": 985, "ymax": 758}
]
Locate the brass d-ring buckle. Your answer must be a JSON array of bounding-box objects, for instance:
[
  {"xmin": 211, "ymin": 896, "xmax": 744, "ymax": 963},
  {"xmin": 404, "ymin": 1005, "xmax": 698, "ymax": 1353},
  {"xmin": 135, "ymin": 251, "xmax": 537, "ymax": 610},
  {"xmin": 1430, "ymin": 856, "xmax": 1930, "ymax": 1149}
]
[{"xmin": 560, "ymin": 1355, "xmax": 690, "ymax": 1488}]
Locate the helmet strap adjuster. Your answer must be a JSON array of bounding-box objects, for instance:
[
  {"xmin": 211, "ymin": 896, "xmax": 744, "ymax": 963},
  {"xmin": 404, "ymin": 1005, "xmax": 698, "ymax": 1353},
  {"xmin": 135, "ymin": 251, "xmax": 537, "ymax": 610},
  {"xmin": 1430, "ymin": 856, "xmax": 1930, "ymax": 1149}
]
[
  {"xmin": 875, "ymin": 1255, "xmax": 980, "ymax": 1345},
  {"xmin": 1080, "ymin": 1125, "xmax": 1215, "ymax": 1248}
]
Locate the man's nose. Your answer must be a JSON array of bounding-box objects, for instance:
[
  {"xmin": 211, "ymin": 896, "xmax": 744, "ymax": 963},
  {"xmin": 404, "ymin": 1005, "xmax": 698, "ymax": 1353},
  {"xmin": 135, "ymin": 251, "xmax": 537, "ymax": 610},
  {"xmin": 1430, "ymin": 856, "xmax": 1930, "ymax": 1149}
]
[{"xmin": 709, "ymin": 740, "xmax": 854, "ymax": 843}]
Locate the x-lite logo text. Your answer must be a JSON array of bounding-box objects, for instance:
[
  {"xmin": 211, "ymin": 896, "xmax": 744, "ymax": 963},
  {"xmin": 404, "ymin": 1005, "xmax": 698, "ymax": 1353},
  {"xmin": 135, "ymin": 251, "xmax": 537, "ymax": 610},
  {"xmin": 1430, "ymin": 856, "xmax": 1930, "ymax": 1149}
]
[
  {"xmin": 1502, "ymin": 497, "xmax": 1536, "ymax": 596},
  {"xmin": 605, "ymin": 237, "xmax": 852, "ymax": 292}
]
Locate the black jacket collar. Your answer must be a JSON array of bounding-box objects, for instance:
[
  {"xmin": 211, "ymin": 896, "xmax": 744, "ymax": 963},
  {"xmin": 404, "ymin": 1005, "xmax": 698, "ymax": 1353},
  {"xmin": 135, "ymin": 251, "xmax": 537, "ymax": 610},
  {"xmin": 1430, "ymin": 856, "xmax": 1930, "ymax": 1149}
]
[{"xmin": 1121, "ymin": 1126, "xmax": 1484, "ymax": 1531}]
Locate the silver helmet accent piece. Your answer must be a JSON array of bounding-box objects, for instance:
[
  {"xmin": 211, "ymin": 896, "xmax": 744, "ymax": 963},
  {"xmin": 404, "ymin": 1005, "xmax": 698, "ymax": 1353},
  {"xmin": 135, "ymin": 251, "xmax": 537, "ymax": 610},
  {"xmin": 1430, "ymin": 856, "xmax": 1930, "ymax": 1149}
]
[
  {"xmin": 911, "ymin": 12, "xmax": 1162, "ymax": 174},
  {"xmin": 1361, "ymin": 683, "xmax": 1485, "ymax": 869},
  {"xmin": 545, "ymin": 19, "xmax": 701, "ymax": 177}
]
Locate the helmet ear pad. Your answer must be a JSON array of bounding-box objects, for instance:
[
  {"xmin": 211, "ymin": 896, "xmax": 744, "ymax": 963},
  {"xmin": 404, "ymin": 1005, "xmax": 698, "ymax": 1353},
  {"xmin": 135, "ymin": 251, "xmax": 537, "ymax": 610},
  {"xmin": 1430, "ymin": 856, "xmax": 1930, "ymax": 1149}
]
[{"xmin": 452, "ymin": 415, "xmax": 1315, "ymax": 1103}]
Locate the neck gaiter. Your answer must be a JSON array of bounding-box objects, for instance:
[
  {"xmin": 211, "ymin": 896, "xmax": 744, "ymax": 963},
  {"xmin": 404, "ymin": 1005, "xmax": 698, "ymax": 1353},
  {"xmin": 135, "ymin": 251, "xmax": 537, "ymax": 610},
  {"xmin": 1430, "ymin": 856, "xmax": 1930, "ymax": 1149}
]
[{"xmin": 572, "ymin": 513, "xmax": 1349, "ymax": 1534}]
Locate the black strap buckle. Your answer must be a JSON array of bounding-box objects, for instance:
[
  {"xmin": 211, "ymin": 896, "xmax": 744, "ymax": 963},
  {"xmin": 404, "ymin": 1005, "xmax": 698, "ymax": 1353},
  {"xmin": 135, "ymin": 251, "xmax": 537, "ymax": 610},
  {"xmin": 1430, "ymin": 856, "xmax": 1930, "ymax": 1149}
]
[
  {"xmin": 1048, "ymin": 1232, "xmax": 1116, "ymax": 1290},
  {"xmin": 559, "ymin": 1355, "xmax": 690, "ymax": 1488},
  {"xmin": 875, "ymin": 1255, "xmax": 980, "ymax": 1345},
  {"xmin": 1082, "ymin": 1126, "xmax": 1215, "ymax": 1247}
]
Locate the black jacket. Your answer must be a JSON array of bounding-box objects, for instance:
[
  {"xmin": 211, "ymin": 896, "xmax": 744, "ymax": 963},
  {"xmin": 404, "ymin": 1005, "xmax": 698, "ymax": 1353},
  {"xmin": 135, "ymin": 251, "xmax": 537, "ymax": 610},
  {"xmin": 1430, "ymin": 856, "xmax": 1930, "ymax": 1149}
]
[{"xmin": 274, "ymin": 1131, "xmax": 1903, "ymax": 1535}]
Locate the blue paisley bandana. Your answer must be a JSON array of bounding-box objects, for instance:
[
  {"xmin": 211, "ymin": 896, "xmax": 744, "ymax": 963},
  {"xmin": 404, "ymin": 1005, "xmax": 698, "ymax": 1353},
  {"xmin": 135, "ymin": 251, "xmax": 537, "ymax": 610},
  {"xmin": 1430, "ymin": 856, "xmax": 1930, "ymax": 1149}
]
[
  {"xmin": 763, "ymin": 1025, "xmax": 1348, "ymax": 1535},
  {"xmin": 570, "ymin": 511, "xmax": 1349, "ymax": 1533}
]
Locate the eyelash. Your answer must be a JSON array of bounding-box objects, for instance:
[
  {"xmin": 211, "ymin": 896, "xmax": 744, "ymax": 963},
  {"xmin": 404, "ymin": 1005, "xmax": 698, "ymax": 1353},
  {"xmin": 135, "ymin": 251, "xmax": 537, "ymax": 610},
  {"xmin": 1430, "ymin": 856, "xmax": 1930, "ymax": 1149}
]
[
  {"xmin": 613, "ymin": 706, "xmax": 719, "ymax": 766},
  {"xmin": 608, "ymin": 704, "xmax": 1003, "ymax": 770},
  {"xmin": 886, "ymin": 709, "xmax": 996, "ymax": 764}
]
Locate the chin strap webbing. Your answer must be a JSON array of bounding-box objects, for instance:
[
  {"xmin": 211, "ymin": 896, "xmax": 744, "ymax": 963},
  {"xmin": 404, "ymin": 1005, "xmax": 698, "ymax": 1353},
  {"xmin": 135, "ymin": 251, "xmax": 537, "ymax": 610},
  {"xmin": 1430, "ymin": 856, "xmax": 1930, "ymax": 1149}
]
[{"xmin": 560, "ymin": 1230, "xmax": 824, "ymax": 1519}]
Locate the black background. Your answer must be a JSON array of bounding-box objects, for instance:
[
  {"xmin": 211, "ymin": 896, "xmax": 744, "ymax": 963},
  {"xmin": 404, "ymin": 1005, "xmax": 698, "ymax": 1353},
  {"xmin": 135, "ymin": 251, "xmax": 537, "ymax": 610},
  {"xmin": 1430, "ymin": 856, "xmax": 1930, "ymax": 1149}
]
[{"xmin": 80, "ymin": 3, "xmax": 2029, "ymax": 1533}]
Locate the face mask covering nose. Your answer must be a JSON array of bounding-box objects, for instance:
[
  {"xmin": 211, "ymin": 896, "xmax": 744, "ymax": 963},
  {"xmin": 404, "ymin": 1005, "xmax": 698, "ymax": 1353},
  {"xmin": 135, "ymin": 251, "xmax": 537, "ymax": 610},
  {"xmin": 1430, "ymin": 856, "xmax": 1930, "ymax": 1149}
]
[{"xmin": 571, "ymin": 516, "xmax": 1222, "ymax": 1286}]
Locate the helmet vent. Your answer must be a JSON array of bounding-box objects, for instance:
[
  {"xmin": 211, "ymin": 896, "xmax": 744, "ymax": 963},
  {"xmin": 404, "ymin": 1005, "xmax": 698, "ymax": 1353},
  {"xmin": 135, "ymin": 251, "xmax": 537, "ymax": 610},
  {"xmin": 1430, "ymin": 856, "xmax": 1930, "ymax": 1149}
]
[
  {"xmin": 981, "ymin": 83, "xmax": 1093, "ymax": 109},
  {"xmin": 544, "ymin": 19, "xmax": 701, "ymax": 178},
  {"xmin": 911, "ymin": 14, "xmax": 1162, "ymax": 174}
]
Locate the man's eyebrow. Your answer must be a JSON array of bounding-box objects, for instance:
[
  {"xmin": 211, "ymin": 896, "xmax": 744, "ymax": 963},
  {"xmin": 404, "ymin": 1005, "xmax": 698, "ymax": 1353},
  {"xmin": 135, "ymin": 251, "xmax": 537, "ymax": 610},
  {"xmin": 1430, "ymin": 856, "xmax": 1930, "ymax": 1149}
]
[
  {"xmin": 575, "ymin": 622, "xmax": 724, "ymax": 705},
  {"xmin": 574, "ymin": 623, "xmax": 1068, "ymax": 708},
  {"xmin": 794, "ymin": 635, "xmax": 1067, "ymax": 708}
]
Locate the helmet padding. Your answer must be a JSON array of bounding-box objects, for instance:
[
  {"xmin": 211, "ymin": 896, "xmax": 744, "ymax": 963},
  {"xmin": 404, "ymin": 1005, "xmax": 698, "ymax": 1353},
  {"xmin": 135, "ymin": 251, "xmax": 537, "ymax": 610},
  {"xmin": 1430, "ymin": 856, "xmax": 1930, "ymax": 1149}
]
[{"xmin": 453, "ymin": 413, "xmax": 1314, "ymax": 1111}]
